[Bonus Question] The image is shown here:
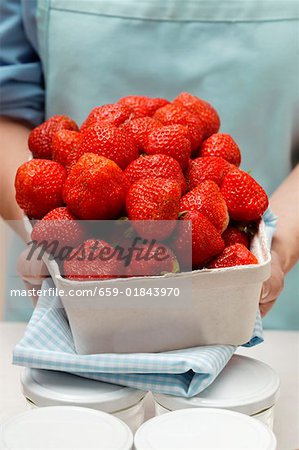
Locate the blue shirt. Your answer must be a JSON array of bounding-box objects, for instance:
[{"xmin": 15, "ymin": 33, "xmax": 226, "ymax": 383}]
[{"xmin": 0, "ymin": 0, "xmax": 44, "ymax": 126}]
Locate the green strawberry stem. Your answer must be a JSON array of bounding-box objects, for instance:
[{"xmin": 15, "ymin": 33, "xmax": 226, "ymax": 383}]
[
  {"xmin": 178, "ymin": 211, "xmax": 188, "ymax": 218},
  {"xmin": 161, "ymin": 257, "xmax": 180, "ymax": 275}
]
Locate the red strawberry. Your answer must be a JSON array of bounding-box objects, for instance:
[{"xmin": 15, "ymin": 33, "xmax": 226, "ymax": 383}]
[
  {"xmin": 222, "ymin": 226, "xmax": 250, "ymax": 248},
  {"xmin": 180, "ymin": 180, "xmax": 229, "ymax": 233},
  {"xmin": 200, "ymin": 133, "xmax": 241, "ymax": 167},
  {"xmin": 77, "ymin": 123, "xmax": 138, "ymax": 170},
  {"xmin": 186, "ymin": 156, "xmax": 232, "ymax": 190},
  {"xmin": 145, "ymin": 124, "xmax": 191, "ymax": 170},
  {"xmin": 126, "ymin": 242, "xmax": 179, "ymax": 277},
  {"xmin": 52, "ymin": 130, "xmax": 84, "ymax": 172},
  {"xmin": 63, "ymin": 153, "xmax": 128, "ymax": 220},
  {"xmin": 31, "ymin": 207, "xmax": 84, "ymax": 254},
  {"xmin": 174, "ymin": 211, "xmax": 225, "ymax": 268},
  {"xmin": 15, "ymin": 160, "xmax": 67, "ymax": 219},
  {"xmin": 120, "ymin": 117, "xmax": 162, "ymax": 151},
  {"xmin": 28, "ymin": 115, "xmax": 78, "ymax": 159},
  {"xmin": 80, "ymin": 103, "xmax": 134, "ymax": 130},
  {"xmin": 126, "ymin": 178, "xmax": 181, "ymax": 240},
  {"xmin": 207, "ymin": 243, "xmax": 258, "ymax": 269},
  {"xmin": 174, "ymin": 92, "xmax": 220, "ymax": 138},
  {"xmin": 118, "ymin": 95, "xmax": 169, "ymax": 118},
  {"xmin": 221, "ymin": 169, "xmax": 269, "ymax": 221},
  {"xmin": 63, "ymin": 239, "xmax": 122, "ymax": 280},
  {"xmin": 124, "ymin": 154, "xmax": 187, "ymax": 194},
  {"xmin": 153, "ymin": 103, "xmax": 204, "ymax": 152}
]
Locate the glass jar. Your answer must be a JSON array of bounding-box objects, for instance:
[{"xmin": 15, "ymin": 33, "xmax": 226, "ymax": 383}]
[
  {"xmin": 153, "ymin": 355, "xmax": 280, "ymax": 429},
  {"xmin": 134, "ymin": 408, "xmax": 277, "ymax": 450},
  {"xmin": 0, "ymin": 406, "xmax": 133, "ymax": 449},
  {"xmin": 21, "ymin": 368, "xmax": 146, "ymax": 433}
]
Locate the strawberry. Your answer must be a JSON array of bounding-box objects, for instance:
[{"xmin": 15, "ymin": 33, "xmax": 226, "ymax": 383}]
[
  {"xmin": 126, "ymin": 242, "xmax": 179, "ymax": 277},
  {"xmin": 153, "ymin": 103, "xmax": 204, "ymax": 152},
  {"xmin": 63, "ymin": 153, "xmax": 128, "ymax": 220},
  {"xmin": 15, "ymin": 159, "xmax": 67, "ymax": 219},
  {"xmin": 221, "ymin": 169, "xmax": 269, "ymax": 221},
  {"xmin": 174, "ymin": 211, "xmax": 225, "ymax": 268},
  {"xmin": 180, "ymin": 180, "xmax": 229, "ymax": 233},
  {"xmin": 144, "ymin": 124, "xmax": 191, "ymax": 170},
  {"xmin": 186, "ymin": 156, "xmax": 232, "ymax": 190},
  {"xmin": 200, "ymin": 133, "xmax": 241, "ymax": 167},
  {"xmin": 120, "ymin": 117, "xmax": 162, "ymax": 151},
  {"xmin": 118, "ymin": 95, "xmax": 169, "ymax": 118},
  {"xmin": 77, "ymin": 123, "xmax": 138, "ymax": 170},
  {"xmin": 28, "ymin": 115, "xmax": 78, "ymax": 159},
  {"xmin": 80, "ymin": 103, "xmax": 134, "ymax": 130},
  {"xmin": 124, "ymin": 154, "xmax": 187, "ymax": 194},
  {"xmin": 207, "ymin": 243, "xmax": 258, "ymax": 269},
  {"xmin": 174, "ymin": 92, "xmax": 220, "ymax": 138},
  {"xmin": 63, "ymin": 239, "xmax": 122, "ymax": 280},
  {"xmin": 222, "ymin": 226, "xmax": 250, "ymax": 248},
  {"xmin": 126, "ymin": 178, "xmax": 181, "ymax": 240},
  {"xmin": 52, "ymin": 130, "xmax": 84, "ymax": 172},
  {"xmin": 31, "ymin": 207, "xmax": 84, "ymax": 254}
]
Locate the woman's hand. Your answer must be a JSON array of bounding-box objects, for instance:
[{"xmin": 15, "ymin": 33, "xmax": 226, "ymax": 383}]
[
  {"xmin": 260, "ymin": 164, "xmax": 299, "ymax": 317},
  {"xmin": 17, "ymin": 247, "xmax": 49, "ymax": 306},
  {"xmin": 259, "ymin": 250, "xmax": 284, "ymax": 317},
  {"xmin": 0, "ymin": 117, "xmax": 31, "ymax": 226}
]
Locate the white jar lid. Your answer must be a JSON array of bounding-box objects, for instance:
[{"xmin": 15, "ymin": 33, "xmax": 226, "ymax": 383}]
[
  {"xmin": 134, "ymin": 408, "xmax": 277, "ymax": 450},
  {"xmin": 21, "ymin": 368, "xmax": 146, "ymax": 413},
  {"xmin": 0, "ymin": 406, "xmax": 133, "ymax": 449},
  {"xmin": 154, "ymin": 355, "xmax": 280, "ymax": 416}
]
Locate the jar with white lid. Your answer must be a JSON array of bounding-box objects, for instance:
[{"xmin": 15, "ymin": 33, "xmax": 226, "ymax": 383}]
[
  {"xmin": 21, "ymin": 368, "xmax": 146, "ymax": 433},
  {"xmin": 0, "ymin": 406, "xmax": 133, "ymax": 449},
  {"xmin": 153, "ymin": 355, "xmax": 280, "ymax": 429},
  {"xmin": 134, "ymin": 408, "xmax": 277, "ymax": 450}
]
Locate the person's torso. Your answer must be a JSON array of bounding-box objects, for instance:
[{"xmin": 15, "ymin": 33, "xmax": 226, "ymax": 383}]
[{"xmin": 18, "ymin": 0, "xmax": 299, "ymax": 328}]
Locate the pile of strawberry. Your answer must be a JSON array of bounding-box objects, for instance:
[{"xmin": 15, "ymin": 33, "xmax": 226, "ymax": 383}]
[{"xmin": 15, "ymin": 92, "xmax": 268, "ymax": 279}]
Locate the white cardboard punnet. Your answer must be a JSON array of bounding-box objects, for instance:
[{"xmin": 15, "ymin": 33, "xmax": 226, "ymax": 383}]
[{"xmin": 30, "ymin": 219, "xmax": 270, "ymax": 354}]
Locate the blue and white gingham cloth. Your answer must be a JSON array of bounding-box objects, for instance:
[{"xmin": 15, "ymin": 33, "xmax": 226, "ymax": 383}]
[
  {"xmin": 13, "ymin": 283, "xmax": 263, "ymax": 397},
  {"xmin": 13, "ymin": 209, "xmax": 276, "ymax": 398}
]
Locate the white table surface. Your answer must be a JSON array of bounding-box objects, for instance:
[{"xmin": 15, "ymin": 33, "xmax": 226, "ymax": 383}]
[{"xmin": 0, "ymin": 323, "xmax": 298, "ymax": 450}]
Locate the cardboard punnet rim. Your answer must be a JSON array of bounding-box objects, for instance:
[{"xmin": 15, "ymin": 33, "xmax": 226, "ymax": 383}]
[{"xmin": 25, "ymin": 218, "xmax": 271, "ymax": 286}]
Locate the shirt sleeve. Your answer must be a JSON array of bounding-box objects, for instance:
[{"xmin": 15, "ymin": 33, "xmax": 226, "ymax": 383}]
[{"xmin": 0, "ymin": 0, "xmax": 44, "ymax": 126}]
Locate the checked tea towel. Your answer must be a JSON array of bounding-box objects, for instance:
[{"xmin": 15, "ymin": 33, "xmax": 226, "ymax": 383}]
[{"xmin": 13, "ymin": 280, "xmax": 263, "ymax": 398}]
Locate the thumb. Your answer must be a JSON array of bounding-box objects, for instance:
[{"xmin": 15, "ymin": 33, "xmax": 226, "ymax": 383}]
[
  {"xmin": 260, "ymin": 280, "xmax": 271, "ymax": 302},
  {"xmin": 259, "ymin": 250, "xmax": 284, "ymax": 307}
]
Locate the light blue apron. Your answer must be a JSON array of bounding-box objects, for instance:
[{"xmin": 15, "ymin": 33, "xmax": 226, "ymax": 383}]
[{"xmin": 15, "ymin": 0, "xmax": 298, "ymax": 328}]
